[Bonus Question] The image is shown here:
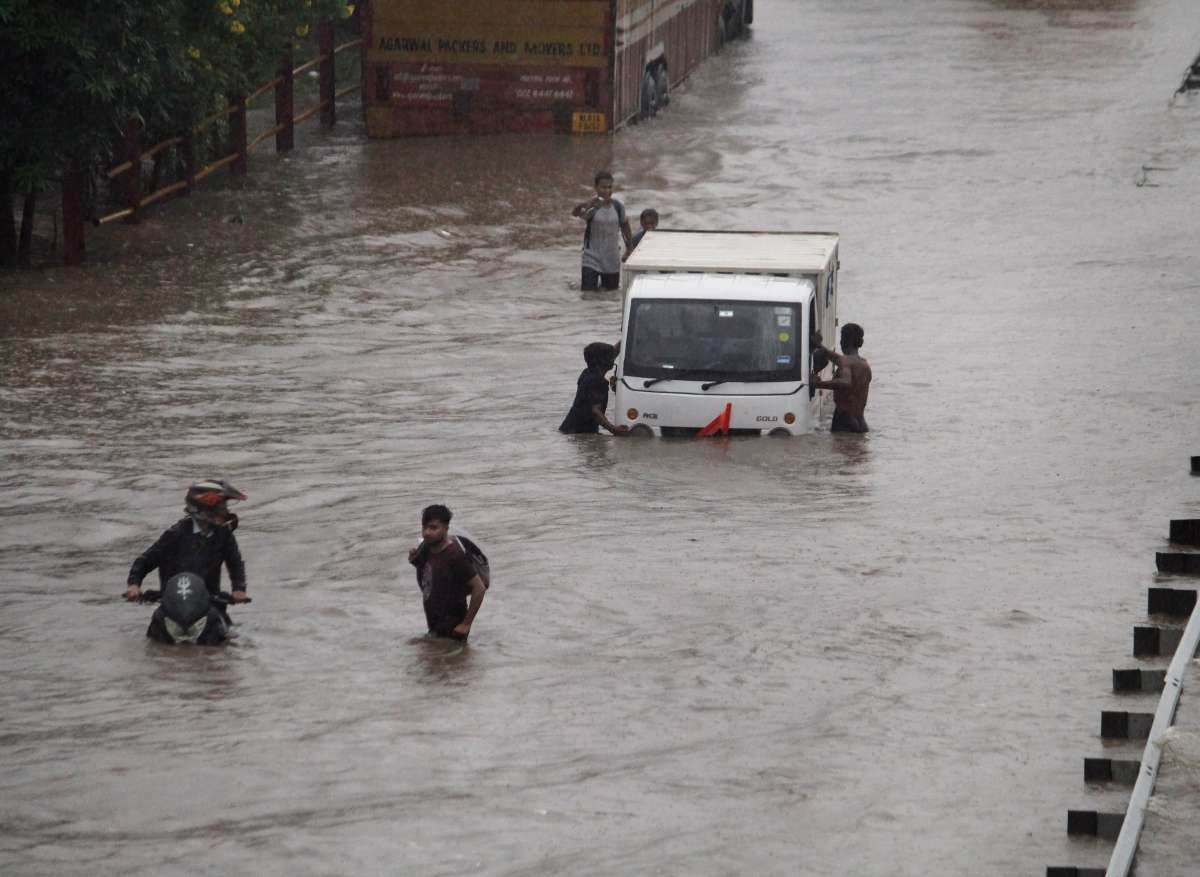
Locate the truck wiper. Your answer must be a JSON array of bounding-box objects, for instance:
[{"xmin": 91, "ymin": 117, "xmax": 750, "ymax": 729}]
[
  {"xmin": 643, "ymin": 369, "xmax": 709, "ymax": 388},
  {"xmin": 702, "ymin": 372, "xmax": 802, "ymax": 390}
]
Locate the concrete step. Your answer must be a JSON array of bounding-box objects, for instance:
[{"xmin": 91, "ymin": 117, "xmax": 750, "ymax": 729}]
[
  {"xmin": 1101, "ymin": 710, "xmax": 1154, "ymax": 739},
  {"xmin": 1112, "ymin": 667, "xmax": 1167, "ymax": 692},
  {"xmin": 1133, "ymin": 624, "xmax": 1186, "ymax": 656},
  {"xmin": 1084, "ymin": 756, "xmax": 1141, "ymax": 785},
  {"xmin": 1067, "ymin": 809, "xmax": 1124, "ymax": 839}
]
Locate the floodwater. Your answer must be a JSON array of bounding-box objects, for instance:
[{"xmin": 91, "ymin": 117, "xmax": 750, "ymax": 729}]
[{"xmin": 3, "ymin": 0, "xmax": 1200, "ymax": 873}]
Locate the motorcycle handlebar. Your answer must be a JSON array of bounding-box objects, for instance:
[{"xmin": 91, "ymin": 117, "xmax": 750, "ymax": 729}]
[{"xmin": 125, "ymin": 590, "xmax": 251, "ymax": 605}]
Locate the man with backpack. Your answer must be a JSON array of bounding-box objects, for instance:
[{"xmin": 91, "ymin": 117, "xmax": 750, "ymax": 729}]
[
  {"xmin": 407, "ymin": 504, "xmax": 488, "ymax": 641},
  {"xmin": 571, "ymin": 170, "xmax": 633, "ymax": 291}
]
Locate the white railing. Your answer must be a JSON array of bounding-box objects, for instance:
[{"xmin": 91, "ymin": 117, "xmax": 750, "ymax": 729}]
[{"xmin": 1106, "ymin": 596, "xmax": 1200, "ymax": 876}]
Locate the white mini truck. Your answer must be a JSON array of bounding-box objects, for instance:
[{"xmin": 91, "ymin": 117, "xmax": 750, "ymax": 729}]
[{"xmin": 616, "ymin": 230, "xmax": 839, "ymax": 437}]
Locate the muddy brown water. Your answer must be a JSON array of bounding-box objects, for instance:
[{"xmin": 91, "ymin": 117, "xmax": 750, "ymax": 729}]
[{"xmin": 3, "ymin": 0, "xmax": 1200, "ymax": 874}]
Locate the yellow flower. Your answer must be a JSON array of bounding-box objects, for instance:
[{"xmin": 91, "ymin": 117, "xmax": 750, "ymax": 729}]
[
  {"xmin": 218, "ymin": 2, "xmax": 232, "ymax": 14},
  {"xmin": 187, "ymin": 46, "xmax": 201, "ymax": 59},
  {"xmin": 342, "ymin": 4, "xmax": 355, "ymax": 17},
  {"xmin": 295, "ymin": 23, "xmax": 310, "ymax": 37},
  {"xmin": 231, "ymin": 0, "xmax": 239, "ymax": 5},
  {"xmin": 229, "ymin": 19, "xmax": 245, "ymax": 33}
]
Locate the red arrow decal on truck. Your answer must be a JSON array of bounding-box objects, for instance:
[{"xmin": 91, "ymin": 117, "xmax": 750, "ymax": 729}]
[{"xmin": 696, "ymin": 403, "xmax": 732, "ymax": 438}]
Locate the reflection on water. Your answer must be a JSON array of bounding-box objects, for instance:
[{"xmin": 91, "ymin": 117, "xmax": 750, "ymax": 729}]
[
  {"xmin": 3, "ymin": 0, "xmax": 1200, "ymax": 874},
  {"xmin": 566, "ymin": 433, "xmax": 617, "ymax": 471}
]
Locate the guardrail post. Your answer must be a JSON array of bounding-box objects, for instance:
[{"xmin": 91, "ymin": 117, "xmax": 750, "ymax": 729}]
[
  {"xmin": 62, "ymin": 164, "xmax": 85, "ymax": 266},
  {"xmin": 230, "ymin": 94, "xmax": 248, "ymax": 175},
  {"xmin": 276, "ymin": 46, "xmax": 295, "ymax": 152},
  {"xmin": 182, "ymin": 129, "xmax": 196, "ymax": 195},
  {"xmin": 319, "ymin": 19, "xmax": 336, "ymax": 129},
  {"xmin": 122, "ymin": 117, "xmax": 142, "ymax": 223}
]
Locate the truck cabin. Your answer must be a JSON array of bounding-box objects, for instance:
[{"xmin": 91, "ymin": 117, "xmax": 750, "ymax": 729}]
[{"xmin": 622, "ymin": 280, "xmax": 813, "ymax": 386}]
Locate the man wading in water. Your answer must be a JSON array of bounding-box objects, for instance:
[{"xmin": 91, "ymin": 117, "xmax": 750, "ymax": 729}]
[
  {"xmin": 571, "ymin": 170, "xmax": 633, "ymax": 291},
  {"xmin": 408, "ymin": 504, "xmax": 487, "ymax": 641},
  {"xmin": 559, "ymin": 341, "xmax": 629, "ymax": 435},
  {"xmin": 813, "ymin": 322, "xmax": 872, "ymax": 433}
]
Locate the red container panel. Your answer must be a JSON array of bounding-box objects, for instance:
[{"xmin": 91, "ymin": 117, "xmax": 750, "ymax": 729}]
[{"xmin": 363, "ymin": 0, "xmax": 723, "ymax": 137}]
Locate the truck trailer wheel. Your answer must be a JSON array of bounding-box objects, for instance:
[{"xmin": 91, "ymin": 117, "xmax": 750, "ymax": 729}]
[
  {"xmin": 640, "ymin": 70, "xmax": 658, "ymax": 119},
  {"xmin": 654, "ymin": 66, "xmax": 670, "ymax": 109}
]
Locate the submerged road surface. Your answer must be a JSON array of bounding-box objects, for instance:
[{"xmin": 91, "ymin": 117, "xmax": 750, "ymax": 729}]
[{"xmin": 3, "ymin": 0, "xmax": 1200, "ymax": 873}]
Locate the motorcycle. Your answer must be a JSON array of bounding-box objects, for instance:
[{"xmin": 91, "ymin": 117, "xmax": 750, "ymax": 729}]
[{"xmin": 130, "ymin": 572, "xmax": 251, "ymax": 645}]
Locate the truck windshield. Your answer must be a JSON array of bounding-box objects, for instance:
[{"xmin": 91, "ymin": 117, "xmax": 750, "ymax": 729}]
[{"xmin": 624, "ymin": 299, "xmax": 804, "ymax": 382}]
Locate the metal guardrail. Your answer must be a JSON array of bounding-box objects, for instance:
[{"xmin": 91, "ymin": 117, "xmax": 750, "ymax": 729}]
[
  {"xmin": 85, "ymin": 28, "xmax": 362, "ymax": 233},
  {"xmin": 1106, "ymin": 592, "xmax": 1200, "ymax": 875}
]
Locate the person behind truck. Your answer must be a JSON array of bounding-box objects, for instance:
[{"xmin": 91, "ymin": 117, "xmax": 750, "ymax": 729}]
[
  {"xmin": 624, "ymin": 208, "xmax": 659, "ymax": 260},
  {"xmin": 810, "ymin": 330, "xmax": 831, "ymax": 376},
  {"xmin": 571, "ymin": 171, "xmax": 633, "ymax": 291},
  {"xmin": 559, "ymin": 341, "xmax": 630, "ymax": 435},
  {"xmin": 812, "ymin": 323, "xmax": 872, "ymax": 433}
]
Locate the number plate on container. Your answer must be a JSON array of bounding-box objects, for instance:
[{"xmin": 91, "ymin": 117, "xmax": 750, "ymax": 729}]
[{"xmin": 572, "ymin": 112, "xmax": 607, "ymax": 134}]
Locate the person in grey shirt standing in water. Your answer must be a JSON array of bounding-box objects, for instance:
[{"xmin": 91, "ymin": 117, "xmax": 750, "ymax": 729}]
[{"xmin": 572, "ymin": 170, "xmax": 633, "ymax": 291}]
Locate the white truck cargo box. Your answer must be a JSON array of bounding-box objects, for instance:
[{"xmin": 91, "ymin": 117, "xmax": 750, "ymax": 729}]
[{"xmin": 615, "ymin": 230, "xmax": 840, "ymax": 436}]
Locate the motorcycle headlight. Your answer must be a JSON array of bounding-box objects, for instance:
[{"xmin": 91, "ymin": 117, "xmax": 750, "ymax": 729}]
[{"xmin": 164, "ymin": 615, "xmax": 209, "ymax": 644}]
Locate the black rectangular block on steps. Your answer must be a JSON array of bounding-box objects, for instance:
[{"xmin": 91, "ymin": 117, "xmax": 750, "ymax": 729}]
[
  {"xmin": 1171, "ymin": 519, "xmax": 1200, "ymax": 545},
  {"xmin": 1065, "ymin": 810, "xmax": 1122, "ymax": 837},
  {"xmin": 1096, "ymin": 812, "xmax": 1125, "ymax": 838},
  {"xmin": 1156, "ymin": 552, "xmax": 1200, "ymax": 576},
  {"xmin": 1110, "ymin": 759, "xmax": 1141, "ymax": 784},
  {"xmin": 1148, "ymin": 586, "xmax": 1197, "ymax": 616},
  {"xmin": 1134, "ymin": 625, "xmax": 1160, "ymax": 655},
  {"xmin": 1083, "ymin": 758, "xmax": 1112, "ymax": 782},
  {"xmin": 1112, "ymin": 668, "xmax": 1166, "ymax": 692},
  {"xmin": 1112, "ymin": 669, "xmax": 1141, "ymax": 691},
  {"xmin": 1143, "ymin": 669, "xmax": 1166, "ymax": 690},
  {"xmin": 1132, "ymin": 626, "xmax": 1185, "ymax": 655},
  {"xmin": 1047, "ymin": 868, "xmax": 1106, "ymax": 877},
  {"xmin": 1084, "ymin": 757, "xmax": 1142, "ymax": 785},
  {"xmin": 1101, "ymin": 711, "xmax": 1128, "ymax": 738},
  {"xmin": 1101, "ymin": 711, "xmax": 1155, "ymax": 739},
  {"xmin": 1067, "ymin": 810, "xmax": 1097, "ymax": 835}
]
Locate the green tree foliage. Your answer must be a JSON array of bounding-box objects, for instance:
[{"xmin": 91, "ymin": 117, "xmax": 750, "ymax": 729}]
[{"xmin": 0, "ymin": 0, "xmax": 353, "ymax": 265}]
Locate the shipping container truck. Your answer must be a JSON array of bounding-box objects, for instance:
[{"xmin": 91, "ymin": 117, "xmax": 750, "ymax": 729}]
[
  {"xmin": 362, "ymin": 0, "xmax": 753, "ymax": 137},
  {"xmin": 614, "ymin": 230, "xmax": 840, "ymax": 437}
]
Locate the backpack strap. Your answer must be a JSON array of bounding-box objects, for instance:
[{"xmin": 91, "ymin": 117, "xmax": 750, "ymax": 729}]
[{"xmin": 583, "ymin": 200, "xmax": 625, "ymax": 250}]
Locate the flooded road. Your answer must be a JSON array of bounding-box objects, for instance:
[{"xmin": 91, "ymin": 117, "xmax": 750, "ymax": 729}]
[{"xmin": 4, "ymin": 0, "xmax": 1200, "ymax": 873}]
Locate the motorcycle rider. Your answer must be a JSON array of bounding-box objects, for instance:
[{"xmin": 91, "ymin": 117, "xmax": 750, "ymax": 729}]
[{"xmin": 124, "ymin": 480, "xmax": 250, "ymax": 605}]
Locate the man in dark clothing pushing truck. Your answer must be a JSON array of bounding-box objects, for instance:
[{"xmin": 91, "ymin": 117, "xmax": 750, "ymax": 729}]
[{"xmin": 559, "ymin": 341, "xmax": 629, "ymax": 436}]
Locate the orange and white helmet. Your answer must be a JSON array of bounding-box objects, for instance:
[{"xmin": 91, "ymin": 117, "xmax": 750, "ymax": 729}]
[{"xmin": 184, "ymin": 479, "xmax": 247, "ymax": 527}]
